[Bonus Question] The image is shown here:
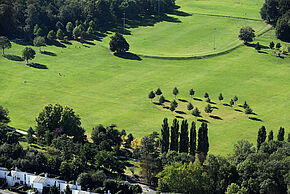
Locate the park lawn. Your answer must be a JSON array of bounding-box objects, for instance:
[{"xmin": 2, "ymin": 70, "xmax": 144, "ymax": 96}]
[{"xmin": 0, "ymin": 28, "xmax": 289, "ymax": 155}]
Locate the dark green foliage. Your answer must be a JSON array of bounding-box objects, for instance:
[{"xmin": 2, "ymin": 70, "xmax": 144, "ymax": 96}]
[
  {"xmin": 161, "ymin": 118, "xmax": 170, "ymax": 153},
  {"xmin": 187, "ymin": 103, "xmax": 194, "ymax": 111},
  {"xmin": 243, "ymin": 101, "xmax": 249, "ymax": 109},
  {"xmin": 49, "ymin": 182, "xmax": 60, "ymax": 194},
  {"xmin": 206, "ymin": 98, "xmax": 211, "ymax": 103},
  {"xmin": 47, "ymin": 30, "xmax": 56, "ymax": 40},
  {"xmin": 204, "ymin": 104, "xmax": 212, "ymax": 114},
  {"xmin": 256, "ymin": 42, "xmax": 261, "ymax": 51},
  {"xmin": 73, "ymin": 25, "xmax": 82, "ymax": 39},
  {"xmin": 26, "ymin": 127, "xmax": 34, "ymax": 144},
  {"xmin": 33, "ymin": 36, "xmax": 46, "ymax": 51},
  {"xmin": 269, "ymin": 41, "xmax": 275, "ymax": 49},
  {"xmin": 148, "ymin": 91, "xmax": 155, "ymax": 101},
  {"xmin": 233, "ymin": 96, "xmax": 238, "ymax": 102},
  {"xmin": 276, "ymin": 42, "xmax": 281, "ymax": 49},
  {"xmin": 170, "ymin": 119, "xmax": 179, "ymax": 152},
  {"xmin": 179, "ymin": 120, "xmax": 189, "ymax": 153},
  {"xmin": 56, "ymin": 21, "xmax": 64, "ymax": 30},
  {"xmin": 156, "ymin": 88, "xmax": 162, "ymax": 96},
  {"xmin": 189, "ymin": 89, "xmax": 195, "ymax": 98},
  {"xmin": 238, "ymin": 26, "xmax": 255, "ymax": 43},
  {"xmin": 125, "ymin": 133, "xmax": 134, "ymax": 148},
  {"xmin": 288, "ymin": 133, "xmax": 290, "ymax": 142},
  {"xmin": 35, "ymin": 104, "xmax": 85, "ymax": 144},
  {"xmin": 110, "ymin": 33, "xmax": 129, "ymax": 53},
  {"xmin": 0, "ymin": 106, "xmax": 10, "ymax": 124},
  {"xmin": 189, "ymin": 121, "xmax": 196, "ymax": 156},
  {"xmin": 173, "ymin": 87, "xmax": 179, "ymax": 98},
  {"xmin": 64, "ymin": 185, "xmax": 72, "ymax": 194},
  {"xmin": 245, "ymin": 106, "xmax": 253, "ymax": 114},
  {"xmin": 257, "ymin": 126, "xmax": 267, "ymax": 150},
  {"xmin": 204, "ymin": 92, "xmax": 209, "ymax": 98},
  {"xmin": 56, "ymin": 29, "xmax": 64, "ymax": 40},
  {"xmin": 276, "ymin": 10, "xmax": 290, "ymax": 42},
  {"xmin": 171, "ymin": 100, "xmax": 178, "ymax": 108},
  {"xmin": 268, "ymin": 130, "xmax": 273, "ymax": 141},
  {"xmin": 22, "ymin": 47, "xmax": 36, "ymax": 64},
  {"xmin": 77, "ymin": 171, "xmax": 106, "ymax": 191},
  {"xmin": 0, "ymin": 36, "xmax": 11, "ymax": 56},
  {"xmin": 159, "ymin": 95, "xmax": 165, "ymax": 104},
  {"xmin": 218, "ymin": 93, "xmax": 224, "ymax": 102},
  {"xmin": 197, "ymin": 123, "xmax": 209, "ymax": 156},
  {"xmin": 192, "ymin": 107, "xmax": 201, "ymax": 117},
  {"xmin": 66, "ymin": 22, "xmax": 74, "ymax": 37},
  {"xmin": 91, "ymin": 124, "xmax": 122, "ymax": 151},
  {"xmin": 277, "ymin": 127, "xmax": 285, "ymax": 141}
]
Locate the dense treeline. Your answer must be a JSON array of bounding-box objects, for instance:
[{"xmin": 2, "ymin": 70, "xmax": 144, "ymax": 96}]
[
  {"xmin": 0, "ymin": 0, "xmax": 176, "ymax": 38},
  {"xmin": 260, "ymin": 0, "xmax": 290, "ymax": 42}
]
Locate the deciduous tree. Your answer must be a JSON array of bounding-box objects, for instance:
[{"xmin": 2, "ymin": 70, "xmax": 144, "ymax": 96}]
[
  {"xmin": 22, "ymin": 47, "xmax": 36, "ymax": 64},
  {"xmin": 0, "ymin": 36, "xmax": 11, "ymax": 56}
]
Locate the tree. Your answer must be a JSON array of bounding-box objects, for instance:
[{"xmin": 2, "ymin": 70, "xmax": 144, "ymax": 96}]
[
  {"xmin": 204, "ymin": 92, "xmax": 209, "ymax": 98},
  {"xmin": 192, "ymin": 107, "xmax": 201, "ymax": 118},
  {"xmin": 269, "ymin": 41, "xmax": 275, "ymax": 49},
  {"xmin": 56, "ymin": 29, "xmax": 64, "ymax": 40},
  {"xmin": 73, "ymin": 25, "xmax": 82, "ymax": 40},
  {"xmin": 22, "ymin": 47, "xmax": 36, "ymax": 64},
  {"xmin": 238, "ymin": 26, "xmax": 255, "ymax": 43},
  {"xmin": 56, "ymin": 21, "xmax": 64, "ymax": 30},
  {"xmin": 225, "ymin": 183, "xmax": 247, "ymax": 194},
  {"xmin": 173, "ymin": 87, "xmax": 179, "ymax": 98},
  {"xmin": 33, "ymin": 36, "xmax": 46, "ymax": 52},
  {"xmin": 125, "ymin": 133, "xmax": 134, "ymax": 147},
  {"xmin": 276, "ymin": 42, "xmax": 281, "ymax": 49},
  {"xmin": 160, "ymin": 118, "xmax": 170, "ymax": 153},
  {"xmin": 35, "ymin": 104, "xmax": 85, "ymax": 144},
  {"xmin": 35, "ymin": 27, "xmax": 45, "ymax": 37},
  {"xmin": 155, "ymin": 88, "xmax": 162, "ymax": 97},
  {"xmin": 257, "ymin": 126, "xmax": 267, "ymax": 150},
  {"xmin": 170, "ymin": 100, "xmax": 178, "ymax": 111},
  {"xmin": 276, "ymin": 11, "xmax": 290, "ymax": 42},
  {"xmin": 245, "ymin": 106, "xmax": 253, "ymax": 115},
  {"xmin": 27, "ymin": 127, "xmax": 34, "ymax": 144},
  {"xmin": 157, "ymin": 162, "xmax": 212, "ymax": 194},
  {"xmin": 206, "ymin": 98, "xmax": 211, "ymax": 103},
  {"xmin": 66, "ymin": 22, "xmax": 74, "ymax": 37},
  {"xmin": 170, "ymin": 119, "xmax": 179, "ymax": 152},
  {"xmin": 109, "ymin": 33, "xmax": 129, "ymax": 53},
  {"xmin": 218, "ymin": 93, "xmax": 224, "ymax": 103},
  {"xmin": 179, "ymin": 120, "xmax": 189, "ymax": 153},
  {"xmin": 243, "ymin": 101, "xmax": 249, "ymax": 109},
  {"xmin": 255, "ymin": 42, "xmax": 261, "ymax": 51},
  {"xmin": 197, "ymin": 122, "xmax": 209, "ymax": 158},
  {"xmin": 277, "ymin": 127, "xmax": 285, "ymax": 141},
  {"xmin": 0, "ymin": 36, "xmax": 11, "ymax": 56},
  {"xmin": 189, "ymin": 121, "xmax": 196, "ymax": 156},
  {"xmin": 148, "ymin": 91, "xmax": 155, "ymax": 102},
  {"xmin": 189, "ymin": 89, "xmax": 195, "ymax": 98},
  {"xmin": 230, "ymin": 99, "xmax": 234, "ymax": 107},
  {"xmin": 268, "ymin": 130, "xmax": 273, "ymax": 142},
  {"xmin": 0, "ymin": 106, "xmax": 10, "ymax": 124},
  {"xmin": 204, "ymin": 104, "xmax": 213, "ymax": 115},
  {"xmin": 288, "ymin": 132, "xmax": 290, "ymax": 142},
  {"xmin": 64, "ymin": 185, "xmax": 72, "ymax": 194},
  {"xmin": 233, "ymin": 96, "xmax": 238, "ymax": 104},
  {"xmin": 59, "ymin": 161, "xmax": 72, "ymax": 181},
  {"xmin": 187, "ymin": 103, "xmax": 193, "ymax": 112},
  {"xmin": 159, "ymin": 96, "xmax": 165, "ymax": 104},
  {"xmin": 47, "ymin": 30, "xmax": 56, "ymax": 41},
  {"xmin": 50, "ymin": 182, "xmax": 60, "ymax": 194}
]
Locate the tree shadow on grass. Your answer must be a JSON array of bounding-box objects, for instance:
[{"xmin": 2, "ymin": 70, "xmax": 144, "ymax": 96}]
[
  {"xmin": 245, "ymin": 42, "xmax": 269, "ymax": 49},
  {"xmin": 234, "ymin": 109, "xmax": 243, "ymax": 112},
  {"xmin": 175, "ymin": 115, "xmax": 184, "ymax": 119},
  {"xmin": 212, "ymin": 106, "xmax": 218, "ymax": 109},
  {"xmin": 27, "ymin": 63, "xmax": 48, "ymax": 69},
  {"xmin": 248, "ymin": 117, "xmax": 263, "ymax": 122},
  {"xmin": 13, "ymin": 39, "xmax": 32, "ymax": 46},
  {"xmin": 223, "ymin": 103, "xmax": 231, "ymax": 107},
  {"xmin": 163, "ymin": 106, "xmax": 169, "ymax": 109},
  {"xmin": 178, "ymin": 99, "xmax": 188, "ymax": 102},
  {"xmin": 4, "ymin": 54, "xmax": 24, "ymax": 61},
  {"xmin": 114, "ymin": 52, "xmax": 142, "ymax": 61},
  {"xmin": 47, "ymin": 40, "xmax": 66, "ymax": 48},
  {"xmin": 209, "ymin": 101, "xmax": 216, "ymax": 105},
  {"xmin": 193, "ymin": 97, "xmax": 202, "ymax": 101},
  {"xmin": 164, "ymin": 99, "xmax": 170, "ymax": 103},
  {"xmin": 153, "ymin": 102, "xmax": 162, "ymax": 106},
  {"xmin": 175, "ymin": 111, "xmax": 186, "ymax": 115},
  {"xmin": 197, "ymin": 119, "xmax": 209, "ymax": 123},
  {"xmin": 209, "ymin": 115, "xmax": 223, "ymax": 120},
  {"xmin": 41, "ymin": 51, "xmax": 57, "ymax": 56}
]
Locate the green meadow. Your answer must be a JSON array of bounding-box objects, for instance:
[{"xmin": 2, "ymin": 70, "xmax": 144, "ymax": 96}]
[{"xmin": 0, "ymin": 0, "xmax": 289, "ymax": 155}]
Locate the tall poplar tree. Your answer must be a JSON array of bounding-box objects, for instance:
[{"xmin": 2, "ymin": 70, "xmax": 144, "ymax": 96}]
[
  {"xmin": 277, "ymin": 127, "xmax": 285, "ymax": 141},
  {"xmin": 161, "ymin": 118, "xmax": 170, "ymax": 153},
  {"xmin": 268, "ymin": 130, "xmax": 273, "ymax": 142},
  {"xmin": 179, "ymin": 120, "xmax": 189, "ymax": 153},
  {"xmin": 189, "ymin": 121, "xmax": 196, "ymax": 156},
  {"xmin": 197, "ymin": 122, "xmax": 209, "ymax": 156},
  {"xmin": 257, "ymin": 126, "xmax": 267, "ymax": 150},
  {"xmin": 170, "ymin": 119, "xmax": 179, "ymax": 152}
]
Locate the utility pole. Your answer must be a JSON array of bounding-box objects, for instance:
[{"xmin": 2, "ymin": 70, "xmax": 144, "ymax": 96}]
[
  {"xmin": 213, "ymin": 28, "xmax": 216, "ymax": 50},
  {"xmin": 122, "ymin": 12, "xmax": 126, "ymax": 34}
]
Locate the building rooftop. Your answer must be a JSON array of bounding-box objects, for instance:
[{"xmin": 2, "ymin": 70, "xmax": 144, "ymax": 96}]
[{"xmin": 33, "ymin": 176, "xmax": 47, "ymax": 184}]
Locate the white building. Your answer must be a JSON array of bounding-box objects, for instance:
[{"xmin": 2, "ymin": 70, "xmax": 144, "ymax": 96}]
[{"xmin": 0, "ymin": 167, "xmax": 92, "ymax": 194}]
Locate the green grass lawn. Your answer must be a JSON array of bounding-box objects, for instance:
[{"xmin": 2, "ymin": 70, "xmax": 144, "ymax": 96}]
[{"xmin": 0, "ymin": 0, "xmax": 289, "ymax": 155}]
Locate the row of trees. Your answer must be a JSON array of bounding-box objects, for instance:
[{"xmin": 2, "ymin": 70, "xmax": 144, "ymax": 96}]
[
  {"xmin": 260, "ymin": 0, "xmax": 290, "ymax": 42},
  {"xmin": 0, "ymin": 0, "xmax": 176, "ymax": 38},
  {"xmin": 257, "ymin": 125, "xmax": 286, "ymax": 149}
]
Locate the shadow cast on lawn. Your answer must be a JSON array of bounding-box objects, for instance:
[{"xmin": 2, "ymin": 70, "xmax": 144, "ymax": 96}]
[
  {"xmin": 163, "ymin": 106, "xmax": 169, "ymax": 109},
  {"xmin": 178, "ymin": 99, "xmax": 188, "ymax": 103},
  {"xmin": 175, "ymin": 111, "xmax": 186, "ymax": 115},
  {"xmin": 153, "ymin": 102, "xmax": 162, "ymax": 106},
  {"xmin": 234, "ymin": 109, "xmax": 243, "ymax": 112},
  {"xmin": 41, "ymin": 51, "xmax": 57, "ymax": 56},
  {"xmin": 27, "ymin": 63, "xmax": 48, "ymax": 69},
  {"xmin": 193, "ymin": 97, "xmax": 202, "ymax": 101},
  {"xmin": 248, "ymin": 117, "xmax": 263, "ymax": 122},
  {"xmin": 175, "ymin": 115, "xmax": 184, "ymax": 119},
  {"xmin": 4, "ymin": 54, "xmax": 24, "ymax": 61},
  {"xmin": 197, "ymin": 119, "xmax": 209, "ymax": 123},
  {"xmin": 209, "ymin": 115, "xmax": 223, "ymax": 120},
  {"xmin": 114, "ymin": 52, "xmax": 142, "ymax": 61}
]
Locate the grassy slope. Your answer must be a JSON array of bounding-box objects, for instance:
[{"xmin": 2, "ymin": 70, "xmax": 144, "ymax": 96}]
[{"xmin": 0, "ymin": 0, "xmax": 289, "ymax": 155}]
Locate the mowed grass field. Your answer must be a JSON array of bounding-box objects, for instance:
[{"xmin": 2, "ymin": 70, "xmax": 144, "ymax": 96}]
[{"xmin": 0, "ymin": 0, "xmax": 289, "ymax": 155}]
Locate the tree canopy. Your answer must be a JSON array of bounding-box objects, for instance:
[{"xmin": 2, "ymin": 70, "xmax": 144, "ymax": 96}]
[{"xmin": 109, "ymin": 33, "xmax": 129, "ymax": 53}]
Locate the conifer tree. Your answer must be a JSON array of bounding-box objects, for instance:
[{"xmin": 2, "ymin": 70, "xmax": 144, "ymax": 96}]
[
  {"xmin": 148, "ymin": 91, "xmax": 155, "ymax": 102},
  {"xmin": 230, "ymin": 99, "xmax": 234, "ymax": 107},
  {"xmin": 277, "ymin": 127, "xmax": 285, "ymax": 141},
  {"xmin": 179, "ymin": 120, "xmax": 189, "ymax": 153},
  {"xmin": 173, "ymin": 87, "xmax": 179, "ymax": 99},
  {"xmin": 192, "ymin": 107, "xmax": 201, "ymax": 118},
  {"xmin": 204, "ymin": 92, "xmax": 209, "ymax": 98},
  {"xmin": 268, "ymin": 130, "xmax": 273, "ymax": 142},
  {"xmin": 156, "ymin": 88, "xmax": 162, "ymax": 97},
  {"xmin": 197, "ymin": 122, "xmax": 209, "ymax": 156},
  {"xmin": 243, "ymin": 101, "xmax": 249, "ymax": 108},
  {"xmin": 218, "ymin": 93, "xmax": 223, "ymax": 103},
  {"xmin": 161, "ymin": 118, "xmax": 170, "ymax": 153},
  {"xmin": 257, "ymin": 126, "xmax": 267, "ymax": 150},
  {"xmin": 189, "ymin": 121, "xmax": 196, "ymax": 156},
  {"xmin": 170, "ymin": 119, "xmax": 179, "ymax": 152},
  {"xmin": 159, "ymin": 96, "xmax": 165, "ymax": 104},
  {"xmin": 189, "ymin": 89, "xmax": 195, "ymax": 98},
  {"xmin": 187, "ymin": 103, "xmax": 193, "ymax": 112}
]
